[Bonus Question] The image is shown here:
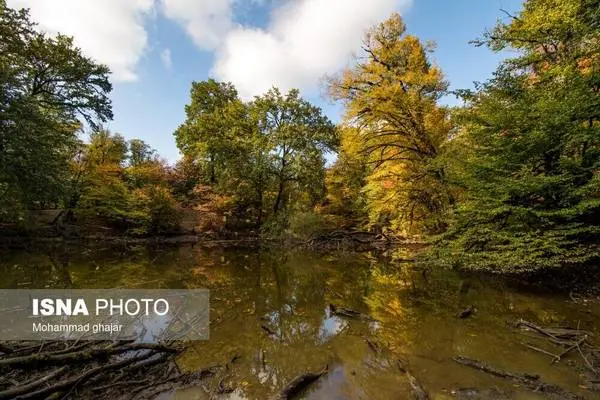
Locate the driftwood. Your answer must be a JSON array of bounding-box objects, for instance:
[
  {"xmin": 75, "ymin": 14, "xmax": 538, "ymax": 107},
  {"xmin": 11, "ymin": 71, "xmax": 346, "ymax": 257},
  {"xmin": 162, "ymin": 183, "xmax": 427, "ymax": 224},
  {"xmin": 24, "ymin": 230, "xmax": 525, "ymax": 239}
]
[
  {"xmin": 0, "ymin": 343, "xmax": 179, "ymax": 368},
  {"xmin": 277, "ymin": 366, "xmax": 328, "ymax": 400},
  {"xmin": 365, "ymin": 338, "xmax": 429, "ymax": 400},
  {"xmin": 457, "ymin": 305, "xmax": 476, "ymax": 319},
  {"xmin": 397, "ymin": 360, "xmax": 429, "ymax": 400},
  {"xmin": 330, "ymin": 304, "xmax": 377, "ymax": 322},
  {"xmin": 514, "ymin": 319, "xmax": 591, "ymax": 341},
  {"xmin": 514, "ymin": 319, "xmax": 599, "ymax": 373},
  {"xmin": 0, "ymin": 366, "xmax": 68, "ymax": 399},
  {"xmin": 452, "ymin": 356, "xmax": 584, "ymax": 400},
  {"xmin": 14, "ymin": 352, "xmax": 157, "ymax": 399},
  {"xmin": 0, "ymin": 339, "xmax": 218, "ymax": 399}
]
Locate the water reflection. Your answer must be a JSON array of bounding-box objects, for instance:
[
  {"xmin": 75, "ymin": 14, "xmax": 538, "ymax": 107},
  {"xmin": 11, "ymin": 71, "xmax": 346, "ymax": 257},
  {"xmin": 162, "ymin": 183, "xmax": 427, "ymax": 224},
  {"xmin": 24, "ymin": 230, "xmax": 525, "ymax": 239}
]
[{"xmin": 0, "ymin": 244, "xmax": 599, "ymax": 399}]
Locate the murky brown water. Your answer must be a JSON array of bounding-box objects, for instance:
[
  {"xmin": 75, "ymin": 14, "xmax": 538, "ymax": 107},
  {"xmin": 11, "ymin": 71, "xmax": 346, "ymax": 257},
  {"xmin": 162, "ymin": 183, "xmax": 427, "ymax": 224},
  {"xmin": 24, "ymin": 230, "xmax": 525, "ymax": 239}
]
[{"xmin": 1, "ymin": 244, "xmax": 598, "ymax": 399}]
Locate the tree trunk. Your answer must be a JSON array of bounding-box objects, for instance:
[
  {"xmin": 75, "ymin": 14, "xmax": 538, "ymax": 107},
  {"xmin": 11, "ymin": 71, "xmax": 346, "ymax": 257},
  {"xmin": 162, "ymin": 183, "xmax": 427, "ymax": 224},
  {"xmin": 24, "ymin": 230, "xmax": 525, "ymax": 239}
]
[
  {"xmin": 273, "ymin": 180, "xmax": 285, "ymax": 213},
  {"xmin": 209, "ymin": 153, "xmax": 216, "ymax": 184}
]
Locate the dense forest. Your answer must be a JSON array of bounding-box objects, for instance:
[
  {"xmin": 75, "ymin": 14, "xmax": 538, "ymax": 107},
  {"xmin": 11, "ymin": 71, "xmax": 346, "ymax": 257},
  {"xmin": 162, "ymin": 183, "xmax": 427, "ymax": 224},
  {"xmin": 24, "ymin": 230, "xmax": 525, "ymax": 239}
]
[{"xmin": 1, "ymin": 0, "xmax": 598, "ymax": 274}]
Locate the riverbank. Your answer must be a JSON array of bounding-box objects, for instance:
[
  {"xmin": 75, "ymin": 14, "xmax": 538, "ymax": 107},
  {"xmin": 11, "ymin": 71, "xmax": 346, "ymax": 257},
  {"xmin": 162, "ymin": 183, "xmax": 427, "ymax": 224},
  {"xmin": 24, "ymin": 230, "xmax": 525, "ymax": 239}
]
[{"xmin": 2, "ymin": 230, "xmax": 599, "ymax": 299}]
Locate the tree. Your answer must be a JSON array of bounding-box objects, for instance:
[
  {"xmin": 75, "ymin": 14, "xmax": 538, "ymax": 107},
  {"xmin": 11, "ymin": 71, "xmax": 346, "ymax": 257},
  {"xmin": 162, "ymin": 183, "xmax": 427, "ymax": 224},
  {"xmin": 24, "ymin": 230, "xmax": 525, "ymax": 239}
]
[
  {"xmin": 129, "ymin": 139, "xmax": 157, "ymax": 167},
  {"xmin": 324, "ymin": 126, "xmax": 368, "ymax": 224},
  {"xmin": 250, "ymin": 88, "xmax": 337, "ymax": 216},
  {"xmin": 0, "ymin": 1, "xmax": 112, "ymax": 219},
  {"xmin": 329, "ymin": 13, "xmax": 453, "ymax": 235},
  {"xmin": 73, "ymin": 130, "xmax": 179, "ymax": 235},
  {"xmin": 174, "ymin": 79, "xmax": 240, "ymax": 184},
  {"xmin": 438, "ymin": 0, "xmax": 600, "ymax": 272},
  {"xmin": 173, "ymin": 81, "xmax": 337, "ymax": 230}
]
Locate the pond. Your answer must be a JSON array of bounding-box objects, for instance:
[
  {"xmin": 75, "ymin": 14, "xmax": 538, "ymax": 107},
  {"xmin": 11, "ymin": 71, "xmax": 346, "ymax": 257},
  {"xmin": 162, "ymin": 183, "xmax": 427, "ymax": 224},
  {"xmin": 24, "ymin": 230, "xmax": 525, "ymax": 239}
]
[{"xmin": 0, "ymin": 244, "xmax": 598, "ymax": 399}]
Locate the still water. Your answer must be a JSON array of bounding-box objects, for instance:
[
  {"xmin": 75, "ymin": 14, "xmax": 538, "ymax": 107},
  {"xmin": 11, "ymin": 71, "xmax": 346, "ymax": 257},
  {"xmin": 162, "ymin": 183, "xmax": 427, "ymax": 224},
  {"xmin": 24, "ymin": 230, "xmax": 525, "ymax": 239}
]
[{"xmin": 0, "ymin": 244, "xmax": 598, "ymax": 399}]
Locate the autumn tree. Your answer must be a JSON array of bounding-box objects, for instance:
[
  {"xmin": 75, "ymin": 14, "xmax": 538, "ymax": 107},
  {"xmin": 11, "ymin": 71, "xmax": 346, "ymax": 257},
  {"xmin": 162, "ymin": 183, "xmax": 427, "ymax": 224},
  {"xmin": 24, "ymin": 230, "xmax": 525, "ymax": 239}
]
[
  {"xmin": 329, "ymin": 13, "xmax": 453, "ymax": 235},
  {"xmin": 324, "ymin": 126, "xmax": 368, "ymax": 225}
]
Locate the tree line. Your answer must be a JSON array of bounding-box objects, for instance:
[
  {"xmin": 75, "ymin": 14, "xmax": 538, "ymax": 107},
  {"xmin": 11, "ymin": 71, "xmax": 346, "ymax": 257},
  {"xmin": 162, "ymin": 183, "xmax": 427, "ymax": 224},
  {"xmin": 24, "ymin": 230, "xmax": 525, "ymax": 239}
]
[{"xmin": 1, "ymin": 0, "xmax": 598, "ymax": 273}]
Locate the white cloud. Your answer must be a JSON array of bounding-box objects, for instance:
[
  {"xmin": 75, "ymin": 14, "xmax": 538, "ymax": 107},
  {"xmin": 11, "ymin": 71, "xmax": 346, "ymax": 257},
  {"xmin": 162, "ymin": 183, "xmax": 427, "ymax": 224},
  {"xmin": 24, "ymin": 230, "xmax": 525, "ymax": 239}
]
[
  {"xmin": 213, "ymin": 0, "xmax": 412, "ymax": 99},
  {"xmin": 160, "ymin": 0, "xmax": 234, "ymax": 50},
  {"xmin": 7, "ymin": 0, "xmax": 154, "ymax": 81},
  {"xmin": 161, "ymin": 48, "xmax": 173, "ymax": 70}
]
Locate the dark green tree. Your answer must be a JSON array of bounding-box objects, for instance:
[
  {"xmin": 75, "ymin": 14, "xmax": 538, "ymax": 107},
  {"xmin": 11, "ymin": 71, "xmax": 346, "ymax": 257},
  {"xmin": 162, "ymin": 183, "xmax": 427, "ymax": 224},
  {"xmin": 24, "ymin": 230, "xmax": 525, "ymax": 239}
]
[
  {"xmin": 438, "ymin": 0, "xmax": 600, "ymax": 272},
  {"xmin": 0, "ymin": 0, "xmax": 112, "ymax": 219},
  {"xmin": 174, "ymin": 79, "xmax": 239, "ymax": 184}
]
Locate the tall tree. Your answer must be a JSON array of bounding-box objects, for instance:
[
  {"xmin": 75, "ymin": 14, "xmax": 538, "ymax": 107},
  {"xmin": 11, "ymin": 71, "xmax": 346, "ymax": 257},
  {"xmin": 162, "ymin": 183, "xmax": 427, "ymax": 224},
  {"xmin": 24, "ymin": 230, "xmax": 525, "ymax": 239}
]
[
  {"xmin": 329, "ymin": 13, "xmax": 453, "ymax": 235},
  {"xmin": 0, "ymin": 0, "xmax": 112, "ymax": 218},
  {"xmin": 439, "ymin": 0, "xmax": 600, "ymax": 272},
  {"xmin": 251, "ymin": 88, "xmax": 337, "ymax": 215},
  {"xmin": 174, "ymin": 79, "xmax": 239, "ymax": 184}
]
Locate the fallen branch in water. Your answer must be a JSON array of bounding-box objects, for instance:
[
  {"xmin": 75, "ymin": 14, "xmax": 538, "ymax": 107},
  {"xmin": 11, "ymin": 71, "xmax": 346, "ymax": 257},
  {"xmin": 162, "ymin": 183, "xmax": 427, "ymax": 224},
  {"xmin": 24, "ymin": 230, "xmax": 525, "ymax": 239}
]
[
  {"xmin": 457, "ymin": 305, "xmax": 476, "ymax": 319},
  {"xmin": 514, "ymin": 319, "xmax": 591, "ymax": 342},
  {"xmin": 0, "ymin": 343, "xmax": 180, "ymax": 369},
  {"xmin": 552, "ymin": 335, "xmax": 588, "ymax": 364},
  {"xmin": 0, "ymin": 366, "xmax": 68, "ymax": 399},
  {"xmin": 277, "ymin": 366, "xmax": 328, "ymax": 400},
  {"xmin": 520, "ymin": 342, "xmax": 561, "ymax": 361},
  {"xmin": 452, "ymin": 356, "xmax": 584, "ymax": 400},
  {"xmin": 0, "ymin": 339, "xmax": 229, "ymax": 399},
  {"xmin": 397, "ymin": 360, "xmax": 429, "ymax": 400},
  {"xmin": 364, "ymin": 338, "xmax": 429, "ymax": 399},
  {"xmin": 330, "ymin": 304, "xmax": 377, "ymax": 322},
  {"xmin": 14, "ymin": 352, "xmax": 157, "ymax": 399}
]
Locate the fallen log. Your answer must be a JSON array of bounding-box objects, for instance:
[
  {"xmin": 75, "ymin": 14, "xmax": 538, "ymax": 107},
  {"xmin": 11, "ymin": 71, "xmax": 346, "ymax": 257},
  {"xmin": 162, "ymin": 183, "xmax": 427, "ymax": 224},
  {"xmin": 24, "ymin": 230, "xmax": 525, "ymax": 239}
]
[
  {"xmin": 0, "ymin": 343, "xmax": 180, "ymax": 368},
  {"xmin": 457, "ymin": 305, "xmax": 476, "ymax": 319},
  {"xmin": 0, "ymin": 366, "xmax": 68, "ymax": 399},
  {"xmin": 514, "ymin": 319, "xmax": 591, "ymax": 341},
  {"xmin": 397, "ymin": 360, "xmax": 429, "ymax": 400},
  {"xmin": 0, "ymin": 344, "xmax": 13, "ymax": 355},
  {"xmin": 277, "ymin": 366, "xmax": 328, "ymax": 400},
  {"xmin": 14, "ymin": 352, "xmax": 157, "ymax": 399},
  {"xmin": 330, "ymin": 304, "xmax": 377, "ymax": 322},
  {"xmin": 452, "ymin": 356, "xmax": 583, "ymax": 400}
]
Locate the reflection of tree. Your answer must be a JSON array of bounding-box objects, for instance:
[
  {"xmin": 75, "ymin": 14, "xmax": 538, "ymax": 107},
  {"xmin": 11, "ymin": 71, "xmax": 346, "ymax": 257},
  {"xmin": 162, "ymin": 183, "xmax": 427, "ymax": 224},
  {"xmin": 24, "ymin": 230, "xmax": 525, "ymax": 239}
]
[{"xmin": 0, "ymin": 245, "xmax": 590, "ymax": 398}]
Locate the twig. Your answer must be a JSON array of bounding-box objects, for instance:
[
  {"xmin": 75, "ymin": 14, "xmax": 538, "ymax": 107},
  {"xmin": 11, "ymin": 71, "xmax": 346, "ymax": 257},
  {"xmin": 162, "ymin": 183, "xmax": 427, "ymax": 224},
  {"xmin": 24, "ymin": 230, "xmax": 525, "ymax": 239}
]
[{"xmin": 520, "ymin": 342, "xmax": 560, "ymax": 361}]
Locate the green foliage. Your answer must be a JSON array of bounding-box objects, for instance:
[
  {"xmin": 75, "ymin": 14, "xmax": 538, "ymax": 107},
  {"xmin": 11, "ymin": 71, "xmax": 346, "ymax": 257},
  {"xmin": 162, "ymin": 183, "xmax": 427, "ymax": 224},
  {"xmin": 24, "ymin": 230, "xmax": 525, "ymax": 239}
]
[
  {"xmin": 129, "ymin": 139, "xmax": 157, "ymax": 167},
  {"xmin": 76, "ymin": 170, "xmax": 136, "ymax": 227},
  {"xmin": 174, "ymin": 83, "xmax": 337, "ymax": 232},
  {"xmin": 250, "ymin": 88, "xmax": 338, "ymax": 215},
  {"xmin": 0, "ymin": 0, "xmax": 112, "ymax": 219},
  {"xmin": 174, "ymin": 79, "xmax": 240, "ymax": 184},
  {"xmin": 285, "ymin": 210, "xmax": 331, "ymax": 240},
  {"xmin": 436, "ymin": 0, "xmax": 600, "ymax": 272},
  {"xmin": 133, "ymin": 185, "xmax": 181, "ymax": 235}
]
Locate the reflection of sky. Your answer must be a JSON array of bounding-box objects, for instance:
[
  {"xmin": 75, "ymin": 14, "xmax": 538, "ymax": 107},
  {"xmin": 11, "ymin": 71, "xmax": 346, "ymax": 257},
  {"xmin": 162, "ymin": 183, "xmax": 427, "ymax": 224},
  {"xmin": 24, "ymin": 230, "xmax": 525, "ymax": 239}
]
[{"xmin": 317, "ymin": 307, "xmax": 348, "ymax": 344}]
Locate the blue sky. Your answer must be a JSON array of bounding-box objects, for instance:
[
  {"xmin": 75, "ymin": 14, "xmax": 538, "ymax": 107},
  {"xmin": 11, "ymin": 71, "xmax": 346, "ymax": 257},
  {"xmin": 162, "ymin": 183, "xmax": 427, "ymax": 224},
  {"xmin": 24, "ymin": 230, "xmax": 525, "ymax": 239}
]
[{"xmin": 10, "ymin": 0, "xmax": 523, "ymax": 163}]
